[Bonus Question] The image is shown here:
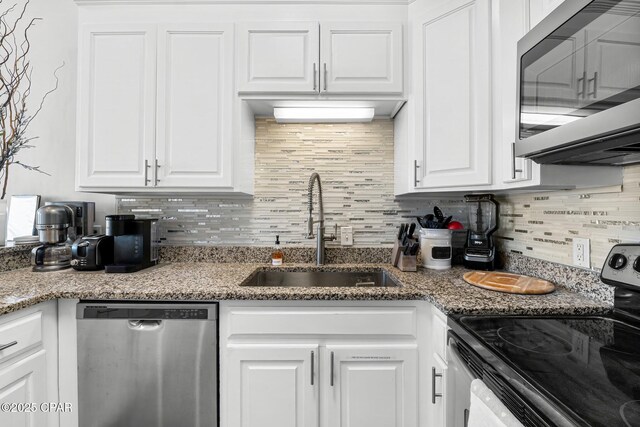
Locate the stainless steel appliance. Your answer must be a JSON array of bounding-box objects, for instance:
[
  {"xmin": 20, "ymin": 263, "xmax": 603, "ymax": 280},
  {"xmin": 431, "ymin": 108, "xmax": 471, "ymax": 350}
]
[
  {"xmin": 45, "ymin": 201, "xmax": 95, "ymax": 239},
  {"xmin": 77, "ymin": 302, "xmax": 218, "ymax": 427},
  {"xmin": 31, "ymin": 204, "xmax": 75, "ymax": 271},
  {"xmin": 71, "ymin": 234, "xmax": 114, "ymax": 271},
  {"xmin": 515, "ymin": 0, "xmax": 640, "ymax": 165},
  {"xmin": 448, "ymin": 243, "xmax": 640, "ymax": 426},
  {"xmin": 463, "ymin": 194, "xmax": 498, "ymax": 271},
  {"xmin": 105, "ymin": 215, "xmax": 159, "ymax": 273}
]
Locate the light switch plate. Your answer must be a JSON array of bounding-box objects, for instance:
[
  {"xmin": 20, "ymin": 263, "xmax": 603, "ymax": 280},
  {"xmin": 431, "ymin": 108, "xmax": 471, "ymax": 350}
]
[
  {"xmin": 341, "ymin": 226, "xmax": 353, "ymax": 246},
  {"xmin": 572, "ymin": 237, "xmax": 590, "ymax": 268}
]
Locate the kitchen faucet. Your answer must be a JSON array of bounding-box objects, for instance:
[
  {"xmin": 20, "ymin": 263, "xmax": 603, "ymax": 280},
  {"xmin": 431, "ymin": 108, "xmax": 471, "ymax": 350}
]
[{"xmin": 306, "ymin": 172, "xmax": 336, "ymax": 265}]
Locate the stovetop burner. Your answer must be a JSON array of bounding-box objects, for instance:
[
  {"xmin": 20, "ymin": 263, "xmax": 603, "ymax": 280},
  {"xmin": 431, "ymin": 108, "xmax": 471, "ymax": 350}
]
[
  {"xmin": 459, "ymin": 315, "xmax": 640, "ymax": 427},
  {"xmin": 497, "ymin": 323, "xmax": 574, "ymax": 355}
]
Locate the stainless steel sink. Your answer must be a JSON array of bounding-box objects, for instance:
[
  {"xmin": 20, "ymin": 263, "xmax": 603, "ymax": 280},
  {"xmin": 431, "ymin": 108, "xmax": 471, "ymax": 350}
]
[{"xmin": 241, "ymin": 269, "xmax": 400, "ymax": 288}]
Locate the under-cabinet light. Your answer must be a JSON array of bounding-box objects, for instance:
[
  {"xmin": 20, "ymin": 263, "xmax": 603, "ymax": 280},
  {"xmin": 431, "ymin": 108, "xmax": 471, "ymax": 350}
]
[{"xmin": 273, "ymin": 107, "xmax": 375, "ymax": 123}]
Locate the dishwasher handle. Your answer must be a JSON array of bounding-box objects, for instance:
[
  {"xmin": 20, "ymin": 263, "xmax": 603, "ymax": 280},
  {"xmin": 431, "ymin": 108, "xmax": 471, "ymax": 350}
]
[{"xmin": 128, "ymin": 319, "xmax": 163, "ymax": 330}]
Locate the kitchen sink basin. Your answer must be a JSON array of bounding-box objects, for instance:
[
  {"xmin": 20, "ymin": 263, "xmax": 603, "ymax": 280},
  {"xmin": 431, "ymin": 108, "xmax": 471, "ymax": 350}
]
[{"xmin": 241, "ymin": 269, "xmax": 400, "ymax": 288}]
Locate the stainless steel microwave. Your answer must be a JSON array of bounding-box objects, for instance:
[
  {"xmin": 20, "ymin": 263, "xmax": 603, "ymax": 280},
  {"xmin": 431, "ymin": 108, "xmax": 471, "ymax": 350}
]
[{"xmin": 515, "ymin": 0, "xmax": 640, "ymax": 165}]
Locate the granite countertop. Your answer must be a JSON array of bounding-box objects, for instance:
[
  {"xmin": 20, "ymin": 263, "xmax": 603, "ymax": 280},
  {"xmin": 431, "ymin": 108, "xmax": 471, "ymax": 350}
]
[{"xmin": 0, "ymin": 262, "xmax": 611, "ymax": 316}]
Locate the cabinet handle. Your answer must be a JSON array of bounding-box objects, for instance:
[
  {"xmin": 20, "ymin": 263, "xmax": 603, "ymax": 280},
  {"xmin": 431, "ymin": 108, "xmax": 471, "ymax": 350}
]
[
  {"xmin": 154, "ymin": 159, "xmax": 160, "ymax": 186},
  {"xmin": 431, "ymin": 367, "xmax": 442, "ymax": 404},
  {"xmin": 144, "ymin": 160, "xmax": 151, "ymax": 186},
  {"xmin": 588, "ymin": 71, "xmax": 598, "ymax": 98},
  {"xmin": 511, "ymin": 142, "xmax": 523, "ymax": 180},
  {"xmin": 310, "ymin": 351, "xmax": 315, "ymax": 386},
  {"xmin": 323, "ymin": 63, "xmax": 328, "ymax": 92},
  {"xmin": 0, "ymin": 341, "xmax": 17, "ymax": 351},
  {"xmin": 330, "ymin": 351, "xmax": 334, "ymax": 386},
  {"xmin": 464, "ymin": 409, "xmax": 469, "ymax": 427},
  {"xmin": 577, "ymin": 71, "xmax": 587, "ymax": 99},
  {"xmin": 414, "ymin": 160, "xmax": 420, "ymax": 187},
  {"xmin": 313, "ymin": 63, "xmax": 317, "ymax": 91}
]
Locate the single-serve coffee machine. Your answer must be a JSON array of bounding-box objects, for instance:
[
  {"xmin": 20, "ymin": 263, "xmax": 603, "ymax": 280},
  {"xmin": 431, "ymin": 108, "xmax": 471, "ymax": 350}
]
[
  {"xmin": 31, "ymin": 202, "xmax": 95, "ymax": 272},
  {"xmin": 105, "ymin": 215, "xmax": 159, "ymax": 273}
]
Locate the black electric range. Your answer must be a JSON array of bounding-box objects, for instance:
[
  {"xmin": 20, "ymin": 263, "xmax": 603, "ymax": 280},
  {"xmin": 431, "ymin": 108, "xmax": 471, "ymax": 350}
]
[{"xmin": 448, "ymin": 244, "xmax": 640, "ymax": 427}]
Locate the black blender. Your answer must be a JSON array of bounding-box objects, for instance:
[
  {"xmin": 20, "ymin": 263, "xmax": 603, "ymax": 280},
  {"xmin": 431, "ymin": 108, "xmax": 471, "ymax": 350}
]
[{"xmin": 463, "ymin": 194, "xmax": 499, "ymax": 270}]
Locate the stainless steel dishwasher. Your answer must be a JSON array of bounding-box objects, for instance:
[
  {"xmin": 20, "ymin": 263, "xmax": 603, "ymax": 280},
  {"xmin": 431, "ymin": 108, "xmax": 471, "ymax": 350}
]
[{"xmin": 77, "ymin": 302, "xmax": 218, "ymax": 427}]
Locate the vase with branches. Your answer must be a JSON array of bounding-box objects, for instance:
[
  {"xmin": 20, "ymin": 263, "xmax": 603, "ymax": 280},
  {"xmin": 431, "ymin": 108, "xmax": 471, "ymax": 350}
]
[{"xmin": 0, "ymin": 0, "xmax": 62, "ymax": 199}]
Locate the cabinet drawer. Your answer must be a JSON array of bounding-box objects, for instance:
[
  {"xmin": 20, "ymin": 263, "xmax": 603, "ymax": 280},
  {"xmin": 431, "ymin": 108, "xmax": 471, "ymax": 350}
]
[
  {"xmin": 226, "ymin": 307, "xmax": 417, "ymax": 338},
  {"xmin": 0, "ymin": 312, "xmax": 43, "ymax": 364}
]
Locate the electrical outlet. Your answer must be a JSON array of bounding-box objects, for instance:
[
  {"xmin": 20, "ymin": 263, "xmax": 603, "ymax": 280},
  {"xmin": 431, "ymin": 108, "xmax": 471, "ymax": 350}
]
[
  {"xmin": 573, "ymin": 237, "xmax": 590, "ymax": 268},
  {"xmin": 341, "ymin": 227, "xmax": 353, "ymax": 246}
]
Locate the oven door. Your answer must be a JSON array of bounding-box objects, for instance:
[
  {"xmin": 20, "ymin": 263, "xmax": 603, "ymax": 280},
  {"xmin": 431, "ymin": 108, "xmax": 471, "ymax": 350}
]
[{"xmin": 447, "ymin": 334, "xmax": 476, "ymax": 427}]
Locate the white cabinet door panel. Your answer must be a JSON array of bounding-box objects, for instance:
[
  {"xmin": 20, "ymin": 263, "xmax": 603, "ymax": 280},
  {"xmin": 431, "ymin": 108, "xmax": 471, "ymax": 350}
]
[
  {"xmin": 156, "ymin": 24, "xmax": 233, "ymax": 188},
  {"xmin": 323, "ymin": 345, "xmax": 417, "ymax": 427},
  {"xmin": 77, "ymin": 24, "xmax": 156, "ymax": 188},
  {"xmin": 226, "ymin": 344, "xmax": 319, "ymax": 427},
  {"xmin": 0, "ymin": 350, "xmax": 47, "ymax": 427},
  {"xmin": 419, "ymin": 0, "xmax": 491, "ymax": 188},
  {"xmin": 237, "ymin": 22, "xmax": 319, "ymax": 93},
  {"xmin": 321, "ymin": 22, "xmax": 403, "ymax": 94}
]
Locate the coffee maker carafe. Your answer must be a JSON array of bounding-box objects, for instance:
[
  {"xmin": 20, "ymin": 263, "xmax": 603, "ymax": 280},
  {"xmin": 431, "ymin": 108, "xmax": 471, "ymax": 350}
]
[
  {"xmin": 31, "ymin": 205, "xmax": 75, "ymax": 271},
  {"xmin": 31, "ymin": 202, "xmax": 96, "ymax": 272},
  {"xmin": 463, "ymin": 194, "xmax": 499, "ymax": 271}
]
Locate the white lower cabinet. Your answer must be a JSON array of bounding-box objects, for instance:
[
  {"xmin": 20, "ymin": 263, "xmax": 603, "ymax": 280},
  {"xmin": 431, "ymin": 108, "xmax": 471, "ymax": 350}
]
[
  {"xmin": 226, "ymin": 344, "xmax": 319, "ymax": 427},
  {"xmin": 221, "ymin": 303, "xmax": 422, "ymax": 427},
  {"xmin": 323, "ymin": 345, "xmax": 417, "ymax": 427},
  {"xmin": 0, "ymin": 350, "xmax": 48, "ymax": 427},
  {"xmin": 0, "ymin": 301, "xmax": 59, "ymax": 427}
]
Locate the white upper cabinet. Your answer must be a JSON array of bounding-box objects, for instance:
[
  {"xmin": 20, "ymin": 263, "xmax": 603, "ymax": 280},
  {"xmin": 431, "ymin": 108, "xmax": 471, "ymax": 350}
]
[
  {"xmin": 320, "ymin": 22, "xmax": 403, "ymax": 94},
  {"xmin": 416, "ymin": 0, "xmax": 492, "ymax": 188},
  {"xmin": 77, "ymin": 23, "xmax": 244, "ymax": 193},
  {"xmin": 237, "ymin": 22, "xmax": 320, "ymax": 94},
  {"xmin": 156, "ymin": 24, "xmax": 233, "ymax": 188},
  {"xmin": 76, "ymin": 24, "xmax": 157, "ymax": 188},
  {"xmin": 237, "ymin": 21, "xmax": 403, "ymax": 95}
]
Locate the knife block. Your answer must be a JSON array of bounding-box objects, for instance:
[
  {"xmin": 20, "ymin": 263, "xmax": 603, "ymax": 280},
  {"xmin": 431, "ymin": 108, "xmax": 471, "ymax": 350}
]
[
  {"xmin": 391, "ymin": 240, "xmax": 418, "ymax": 272},
  {"xmin": 397, "ymin": 253, "xmax": 417, "ymax": 272}
]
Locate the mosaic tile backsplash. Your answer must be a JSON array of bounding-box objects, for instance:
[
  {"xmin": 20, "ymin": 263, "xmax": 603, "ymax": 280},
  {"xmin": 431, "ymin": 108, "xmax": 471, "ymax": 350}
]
[
  {"xmin": 496, "ymin": 164, "xmax": 640, "ymax": 271},
  {"xmin": 118, "ymin": 119, "xmax": 466, "ymax": 247},
  {"xmin": 118, "ymin": 119, "xmax": 640, "ymax": 271}
]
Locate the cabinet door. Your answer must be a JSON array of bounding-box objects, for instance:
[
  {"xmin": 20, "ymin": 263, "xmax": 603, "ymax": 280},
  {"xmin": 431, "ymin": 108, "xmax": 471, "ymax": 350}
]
[
  {"xmin": 417, "ymin": 0, "xmax": 491, "ymax": 188},
  {"xmin": 0, "ymin": 350, "xmax": 47, "ymax": 427},
  {"xmin": 77, "ymin": 24, "xmax": 156, "ymax": 188},
  {"xmin": 320, "ymin": 22, "xmax": 403, "ymax": 94},
  {"xmin": 323, "ymin": 345, "xmax": 417, "ymax": 427},
  {"xmin": 226, "ymin": 344, "xmax": 319, "ymax": 427},
  {"xmin": 156, "ymin": 24, "xmax": 233, "ymax": 188},
  {"xmin": 237, "ymin": 22, "xmax": 319, "ymax": 94}
]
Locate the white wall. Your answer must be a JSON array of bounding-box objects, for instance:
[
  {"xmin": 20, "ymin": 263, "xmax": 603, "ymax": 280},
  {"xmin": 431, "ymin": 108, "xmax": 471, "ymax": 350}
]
[{"xmin": 7, "ymin": 0, "xmax": 115, "ymax": 228}]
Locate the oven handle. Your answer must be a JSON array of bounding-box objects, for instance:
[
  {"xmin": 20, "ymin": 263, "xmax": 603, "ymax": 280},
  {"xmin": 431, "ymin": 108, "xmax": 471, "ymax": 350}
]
[
  {"xmin": 447, "ymin": 329, "xmax": 558, "ymax": 427},
  {"xmin": 447, "ymin": 331, "xmax": 479, "ymax": 380}
]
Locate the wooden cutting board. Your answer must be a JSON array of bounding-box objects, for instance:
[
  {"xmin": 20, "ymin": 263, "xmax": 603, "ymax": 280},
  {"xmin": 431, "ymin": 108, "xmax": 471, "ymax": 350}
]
[{"xmin": 463, "ymin": 271, "xmax": 555, "ymax": 295}]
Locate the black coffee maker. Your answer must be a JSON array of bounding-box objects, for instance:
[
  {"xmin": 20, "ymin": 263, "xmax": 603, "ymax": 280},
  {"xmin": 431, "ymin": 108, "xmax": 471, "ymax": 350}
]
[
  {"xmin": 105, "ymin": 215, "xmax": 159, "ymax": 273},
  {"xmin": 463, "ymin": 194, "xmax": 499, "ymax": 270}
]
